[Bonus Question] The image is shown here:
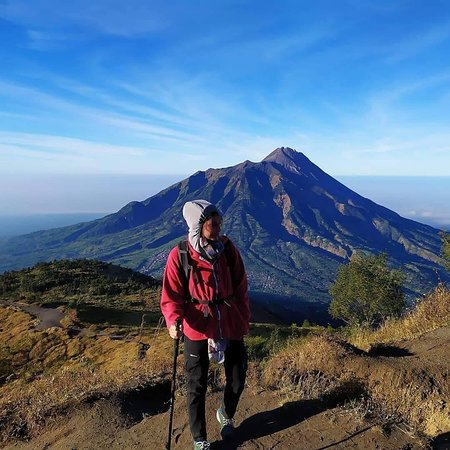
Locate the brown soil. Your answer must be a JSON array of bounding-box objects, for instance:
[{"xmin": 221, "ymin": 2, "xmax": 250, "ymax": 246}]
[
  {"xmin": 3, "ymin": 325, "xmax": 449, "ymax": 449},
  {"xmin": 4, "ymin": 387, "xmax": 429, "ymax": 450}
]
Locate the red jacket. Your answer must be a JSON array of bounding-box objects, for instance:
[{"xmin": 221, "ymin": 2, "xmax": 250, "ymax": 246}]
[{"xmin": 161, "ymin": 236, "xmax": 250, "ymax": 340}]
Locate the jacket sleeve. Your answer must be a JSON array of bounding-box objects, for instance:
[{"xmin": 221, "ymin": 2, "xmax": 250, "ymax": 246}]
[
  {"xmin": 228, "ymin": 239, "xmax": 251, "ymax": 325},
  {"xmin": 160, "ymin": 246, "xmax": 185, "ymax": 329}
]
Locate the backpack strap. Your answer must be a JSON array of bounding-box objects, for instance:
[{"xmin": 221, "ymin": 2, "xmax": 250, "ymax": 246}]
[
  {"xmin": 224, "ymin": 239, "xmax": 233, "ymax": 267},
  {"xmin": 177, "ymin": 237, "xmax": 236, "ymax": 314},
  {"xmin": 178, "ymin": 239, "xmax": 191, "ymax": 281},
  {"xmin": 177, "ymin": 240, "xmax": 193, "ymax": 302},
  {"xmin": 221, "ymin": 236, "xmax": 236, "ymax": 285}
]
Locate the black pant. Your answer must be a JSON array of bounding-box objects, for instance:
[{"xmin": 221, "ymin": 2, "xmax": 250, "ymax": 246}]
[{"xmin": 184, "ymin": 337, "xmax": 248, "ymax": 441}]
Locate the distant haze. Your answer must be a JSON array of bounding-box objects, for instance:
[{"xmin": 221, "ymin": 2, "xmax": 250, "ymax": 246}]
[
  {"xmin": 0, "ymin": 174, "xmax": 449, "ymax": 236},
  {"xmin": 337, "ymin": 176, "xmax": 450, "ymax": 231},
  {"xmin": 0, "ymin": 213, "xmax": 107, "ymax": 237},
  {"xmin": 0, "ymin": 174, "xmax": 184, "ymax": 214}
]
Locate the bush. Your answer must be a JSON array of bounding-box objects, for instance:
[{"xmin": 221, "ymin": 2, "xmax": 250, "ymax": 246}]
[
  {"xmin": 0, "ymin": 259, "xmax": 159, "ymax": 305},
  {"xmin": 348, "ymin": 283, "xmax": 450, "ymax": 350},
  {"xmin": 441, "ymin": 231, "xmax": 450, "ymax": 270},
  {"xmin": 329, "ymin": 253, "xmax": 405, "ymax": 327}
]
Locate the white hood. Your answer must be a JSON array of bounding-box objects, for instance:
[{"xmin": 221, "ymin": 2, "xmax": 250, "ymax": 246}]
[{"xmin": 182, "ymin": 199, "xmax": 221, "ymax": 255}]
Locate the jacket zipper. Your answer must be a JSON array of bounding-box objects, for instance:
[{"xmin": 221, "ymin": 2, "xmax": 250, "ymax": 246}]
[{"xmin": 212, "ymin": 261, "xmax": 223, "ymax": 339}]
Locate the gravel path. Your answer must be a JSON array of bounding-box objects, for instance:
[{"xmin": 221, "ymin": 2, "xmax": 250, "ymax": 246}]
[{"xmin": 0, "ymin": 300, "xmax": 65, "ymax": 330}]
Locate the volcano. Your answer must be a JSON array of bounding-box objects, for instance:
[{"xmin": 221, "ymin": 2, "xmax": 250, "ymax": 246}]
[{"xmin": 0, "ymin": 148, "xmax": 446, "ymax": 322}]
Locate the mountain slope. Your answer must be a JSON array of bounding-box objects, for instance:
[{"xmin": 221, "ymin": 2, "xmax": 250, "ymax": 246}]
[{"xmin": 0, "ymin": 148, "xmax": 446, "ymax": 321}]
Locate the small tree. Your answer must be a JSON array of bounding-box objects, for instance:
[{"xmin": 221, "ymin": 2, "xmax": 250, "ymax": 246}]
[{"xmin": 329, "ymin": 252, "xmax": 405, "ymax": 327}]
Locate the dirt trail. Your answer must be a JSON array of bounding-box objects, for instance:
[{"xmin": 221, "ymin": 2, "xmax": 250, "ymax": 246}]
[
  {"xmin": 0, "ymin": 300, "xmax": 65, "ymax": 330},
  {"xmin": 3, "ymin": 321, "xmax": 449, "ymax": 449},
  {"xmin": 5, "ymin": 384, "xmax": 428, "ymax": 450},
  {"xmin": 0, "ymin": 301, "xmax": 130, "ymax": 339}
]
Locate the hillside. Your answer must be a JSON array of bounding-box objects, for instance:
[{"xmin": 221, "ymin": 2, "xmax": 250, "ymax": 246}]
[
  {"xmin": 0, "ymin": 148, "xmax": 447, "ymax": 322},
  {"xmin": 1, "ymin": 284, "xmax": 449, "ymax": 449},
  {"xmin": 0, "ymin": 259, "xmax": 160, "ymax": 307}
]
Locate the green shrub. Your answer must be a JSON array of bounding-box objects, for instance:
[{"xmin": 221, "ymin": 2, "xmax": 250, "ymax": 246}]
[
  {"xmin": 441, "ymin": 231, "xmax": 450, "ymax": 270},
  {"xmin": 329, "ymin": 253, "xmax": 405, "ymax": 327}
]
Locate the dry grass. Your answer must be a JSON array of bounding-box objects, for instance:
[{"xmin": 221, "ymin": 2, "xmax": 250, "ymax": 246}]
[
  {"xmin": 262, "ymin": 335, "xmax": 362, "ymax": 403},
  {"xmin": 0, "ymin": 361, "xmax": 166, "ymax": 442},
  {"xmin": 263, "ymin": 335, "xmax": 352, "ymax": 381},
  {"xmin": 0, "ymin": 305, "xmax": 175, "ymax": 443},
  {"xmin": 0, "ymin": 338, "xmax": 174, "ymax": 443},
  {"xmin": 2, "ymin": 284, "xmax": 449, "ymax": 444},
  {"xmin": 367, "ymin": 364, "xmax": 450, "ymax": 436},
  {"xmin": 263, "ymin": 286, "xmax": 450, "ymax": 437},
  {"xmin": 348, "ymin": 283, "xmax": 450, "ymax": 351}
]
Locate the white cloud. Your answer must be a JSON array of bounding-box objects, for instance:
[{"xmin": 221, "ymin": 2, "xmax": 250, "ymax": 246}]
[
  {"xmin": 0, "ymin": 131, "xmax": 148, "ymax": 156},
  {"xmin": 0, "ymin": 79, "xmax": 212, "ymax": 146},
  {"xmin": 25, "ymin": 29, "xmax": 85, "ymax": 50},
  {"xmin": 367, "ymin": 70, "xmax": 450, "ymax": 121},
  {"xmin": 2, "ymin": 71, "xmax": 450, "ymax": 176},
  {"xmin": 0, "ymin": 143, "xmax": 92, "ymax": 162},
  {"xmin": 385, "ymin": 21, "xmax": 450, "ymax": 63},
  {"xmin": 1, "ymin": 0, "xmax": 169, "ymax": 37}
]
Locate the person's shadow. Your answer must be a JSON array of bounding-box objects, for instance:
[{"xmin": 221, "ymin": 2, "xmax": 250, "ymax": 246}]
[
  {"xmin": 210, "ymin": 399, "xmax": 324, "ymax": 449},
  {"xmin": 430, "ymin": 431, "xmax": 450, "ymax": 449}
]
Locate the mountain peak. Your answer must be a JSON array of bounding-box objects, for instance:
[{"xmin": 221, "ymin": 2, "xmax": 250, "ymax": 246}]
[
  {"xmin": 261, "ymin": 147, "xmax": 315, "ymax": 175},
  {"xmin": 262, "ymin": 147, "xmax": 301, "ymax": 162}
]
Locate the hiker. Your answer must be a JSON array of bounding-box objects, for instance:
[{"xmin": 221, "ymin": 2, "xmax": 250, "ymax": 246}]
[{"xmin": 161, "ymin": 199, "xmax": 250, "ymax": 450}]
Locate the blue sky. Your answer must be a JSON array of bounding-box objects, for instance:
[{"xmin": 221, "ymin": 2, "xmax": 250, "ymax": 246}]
[{"xmin": 1, "ymin": 1, "xmax": 450, "ymax": 216}]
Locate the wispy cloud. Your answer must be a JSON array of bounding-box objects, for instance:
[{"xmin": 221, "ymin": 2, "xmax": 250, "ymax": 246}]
[
  {"xmin": 0, "ymin": 143, "xmax": 93, "ymax": 163},
  {"xmin": 311, "ymin": 126, "xmax": 450, "ymax": 176},
  {"xmin": 0, "ymin": 131, "xmax": 203, "ymax": 174},
  {"xmin": 0, "ymin": 79, "xmax": 212, "ymax": 146},
  {"xmin": 1, "ymin": 1, "xmax": 450, "ymax": 179},
  {"xmin": 385, "ymin": 21, "xmax": 450, "ymax": 63},
  {"xmin": 0, "ymin": 131, "xmax": 149, "ymax": 156},
  {"xmin": 175, "ymin": 21, "xmax": 343, "ymax": 66},
  {"xmin": 25, "ymin": 29, "xmax": 88, "ymax": 51},
  {"xmin": 2, "ymin": 66, "xmax": 450, "ymax": 177},
  {"xmin": 368, "ymin": 70, "xmax": 450, "ymax": 110},
  {"xmin": 0, "ymin": 71, "xmax": 291, "ymax": 161},
  {"xmin": 1, "ymin": 0, "xmax": 169, "ymax": 38}
]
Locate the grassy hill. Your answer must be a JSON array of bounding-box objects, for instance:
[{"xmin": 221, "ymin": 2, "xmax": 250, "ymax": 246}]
[{"xmin": 0, "ymin": 259, "xmax": 160, "ymax": 309}]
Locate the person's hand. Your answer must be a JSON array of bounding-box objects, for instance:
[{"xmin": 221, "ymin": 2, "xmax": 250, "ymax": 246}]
[{"xmin": 169, "ymin": 319, "xmax": 183, "ymax": 339}]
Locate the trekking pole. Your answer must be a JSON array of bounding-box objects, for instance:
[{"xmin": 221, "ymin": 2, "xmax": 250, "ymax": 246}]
[{"xmin": 165, "ymin": 317, "xmax": 182, "ymax": 450}]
